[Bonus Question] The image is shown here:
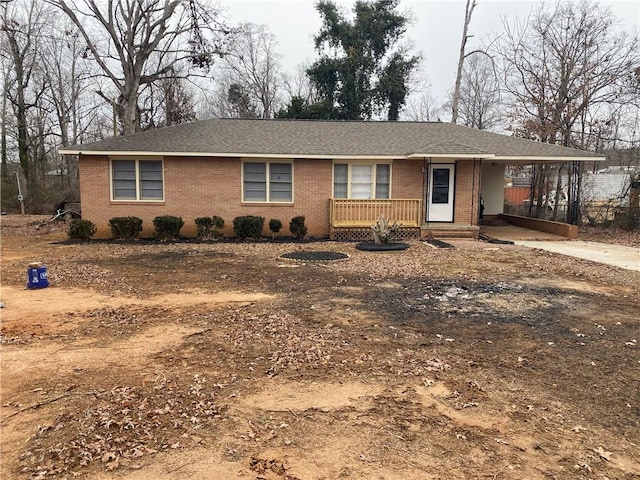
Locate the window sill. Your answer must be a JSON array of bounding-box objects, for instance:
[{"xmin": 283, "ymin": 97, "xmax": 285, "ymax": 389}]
[
  {"xmin": 110, "ymin": 201, "xmax": 165, "ymax": 205},
  {"xmin": 241, "ymin": 202, "xmax": 294, "ymax": 207}
]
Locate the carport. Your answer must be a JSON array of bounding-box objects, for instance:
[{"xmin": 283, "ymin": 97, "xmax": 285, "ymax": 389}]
[{"xmin": 480, "ymin": 156, "xmax": 601, "ymax": 229}]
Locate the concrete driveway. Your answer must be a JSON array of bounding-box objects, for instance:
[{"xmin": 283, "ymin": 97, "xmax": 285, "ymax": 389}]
[{"xmin": 514, "ymin": 240, "xmax": 640, "ymax": 271}]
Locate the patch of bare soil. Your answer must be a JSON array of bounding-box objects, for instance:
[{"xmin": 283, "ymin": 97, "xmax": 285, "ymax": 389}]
[{"xmin": 1, "ymin": 215, "xmax": 639, "ymax": 479}]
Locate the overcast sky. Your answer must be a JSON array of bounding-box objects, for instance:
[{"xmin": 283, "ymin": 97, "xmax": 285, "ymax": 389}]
[{"xmin": 222, "ymin": 0, "xmax": 640, "ymax": 104}]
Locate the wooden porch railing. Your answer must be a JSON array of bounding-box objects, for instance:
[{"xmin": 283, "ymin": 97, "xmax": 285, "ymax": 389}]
[{"xmin": 330, "ymin": 198, "xmax": 423, "ymax": 227}]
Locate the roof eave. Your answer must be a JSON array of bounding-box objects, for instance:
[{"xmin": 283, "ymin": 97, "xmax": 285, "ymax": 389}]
[
  {"xmin": 406, "ymin": 153, "xmax": 494, "ymax": 159},
  {"xmin": 59, "ymin": 150, "xmax": 605, "ymax": 162},
  {"xmin": 60, "ymin": 150, "xmax": 407, "ymax": 160},
  {"xmin": 493, "ymin": 155, "xmax": 605, "ymax": 162}
]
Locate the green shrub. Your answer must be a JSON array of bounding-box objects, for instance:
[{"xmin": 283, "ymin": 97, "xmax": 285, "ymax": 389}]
[
  {"xmin": 67, "ymin": 219, "xmax": 96, "ymax": 240},
  {"xmin": 233, "ymin": 215, "xmax": 264, "ymax": 239},
  {"xmin": 211, "ymin": 215, "xmax": 225, "ymax": 236},
  {"xmin": 195, "ymin": 217, "xmax": 214, "ymax": 238},
  {"xmin": 153, "ymin": 215, "xmax": 184, "ymax": 240},
  {"xmin": 269, "ymin": 218, "xmax": 282, "ymax": 239},
  {"xmin": 195, "ymin": 216, "xmax": 225, "ymax": 239},
  {"xmin": 289, "ymin": 215, "xmax": 308, "ymax": 240},
  {"xmin": 109, "ymin": 216, "xmax": 143, "ymax": 239}
]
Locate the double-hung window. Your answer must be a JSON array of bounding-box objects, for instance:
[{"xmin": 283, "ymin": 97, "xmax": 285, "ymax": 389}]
[
  {"xmin": 243, "ymin": 161, "xmax": 293, "ymax": 202},
  {"xmin": 333, "ymin": 163, "xmax": 390, "ymax": 199},
  {"xmin": 111, "ymin": 159, "xmax": 163, "ymax": 201}
]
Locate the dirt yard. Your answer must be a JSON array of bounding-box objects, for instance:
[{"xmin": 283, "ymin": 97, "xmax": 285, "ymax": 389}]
[{"xmin": 1, "ymin": 215, "xmax": 639, "ymax": 479}]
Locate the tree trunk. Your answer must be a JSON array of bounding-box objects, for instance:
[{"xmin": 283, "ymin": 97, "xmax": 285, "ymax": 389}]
[
  {"xmin": 6, "ymin": 31, "xmax": 31, "ymax": 181},
  {"xmin": 551, "ymin": 165, "xmax": 563, "ymax": 221},
  {"xmin": 1, "ymin": 75, "xmax": 8, "ymax": 180},
  {"xmin": 451, "ymin": 0, "xmax": 476, "ymax": 124}
]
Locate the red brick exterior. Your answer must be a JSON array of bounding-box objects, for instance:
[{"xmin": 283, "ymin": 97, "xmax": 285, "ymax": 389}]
[
  {"xmin": 391, "ymin": 158, "xmax": 425, "ymax": 199},
  {"xmin": 390, "ymin": 158, "xmax": 482, "ymax": 226},
  {"xmin": 79, "ymin": 155, "xmax": 480, "ymax": 239},
  {"xmin": 454, "ymin": 159, "xmax": 482, "ymax": 226},
  {"xmin": 80, "ymin": 155, "xmax": 332, "ymax": 239}
]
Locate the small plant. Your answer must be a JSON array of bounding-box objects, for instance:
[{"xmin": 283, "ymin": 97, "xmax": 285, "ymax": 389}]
[
  {"xmin": 289, "ymin": 215, "xmax": 308, "ymax": 240},
  {"xmin": 195, "ymin": 217, "xmax": 214, "ymax": 238},
  {"xmin": 233, "ymin": 215, "xmax": 264, "ymax": 239},
  {"xmin": 371, "ymin": 215, "xmax": 400, "ymax": 245},
  {"xmin": 269, "ymin": 218, "xmax": 282, "ymax": 239},
  {"xmin": 195, "ymin": 216, "xmax": 225, "ymax": 239},
  {"xmin": 153, "ymin": 215, "xmax": 184, "ymax": 240},
  {"xmin": 109, "ymin": 216, "xmax": 143, "ymax": 239},
  {"xmin": 67, "ymin": 219, "xmax": 96, "ymax": 240},
  {"xmin": 211, "ymin": 215, "xmax": 225, "ymax": 235}
]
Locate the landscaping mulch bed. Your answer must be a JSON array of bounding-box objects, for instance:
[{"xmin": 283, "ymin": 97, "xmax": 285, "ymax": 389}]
[{"xmin": 423, "ymin": 238, "xmax": 456, "ymax": 249}]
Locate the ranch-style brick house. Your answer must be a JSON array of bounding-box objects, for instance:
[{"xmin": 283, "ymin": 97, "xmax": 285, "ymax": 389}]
[{"xmin": 59, "ymin": 118, "xmax": 604, "ymax": 240}]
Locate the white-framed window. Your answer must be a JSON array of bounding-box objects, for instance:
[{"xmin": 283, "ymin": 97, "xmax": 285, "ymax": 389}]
[
  {"xmin": 111, "ymin": 159, "xmax": 164, "ymax": 201},
  {"xmin": 333, "ymin": 162, "xmax": 391, "ymax": 199},
  {"xmin": 242, "ymin": 160, "xmax": 293, "ymax": 202}
]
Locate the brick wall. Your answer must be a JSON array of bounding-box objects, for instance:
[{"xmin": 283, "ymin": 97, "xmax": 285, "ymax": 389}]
[
  {"xmin": 392, "ymin": 159, "xmax": 425, "ymax": 199},
  {"xmin": 79, "ymin": 155, "xmax": 480, "ymax": 239},
  {"xmin": 453, "ymin": 159, "xmax": 482, "ymax": 226},
  {"xmin": 80, "ymin": 155, "xmax": 332, "ymax": 238},
  {"xmin": 392, "ymin": 158, "xmax": 482, "ymax": 226}
]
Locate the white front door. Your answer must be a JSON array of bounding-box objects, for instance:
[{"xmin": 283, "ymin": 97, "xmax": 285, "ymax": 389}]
[{"xmin": 427, "ymin": 164, "xmax": 455, "ymax": 222}]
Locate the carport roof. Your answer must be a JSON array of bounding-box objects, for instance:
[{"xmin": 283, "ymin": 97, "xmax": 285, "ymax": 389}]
[{"xmin": 59, "ymin": 118, "xmax": 605, "ymax": 161}]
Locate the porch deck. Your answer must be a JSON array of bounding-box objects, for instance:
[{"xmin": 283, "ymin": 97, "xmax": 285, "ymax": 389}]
[
  {"xmin": 329, "ymin": 198, "xmax": 481, "ymax": 239},
  {"xmin": 329, "ymin": 198, "xmax": 423, "ymax": 227}
]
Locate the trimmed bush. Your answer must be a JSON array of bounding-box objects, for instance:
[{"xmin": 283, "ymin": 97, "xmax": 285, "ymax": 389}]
[
  {"xmin": 269, "ymin": 218, "xmax": 282, "ymax": 239},
  {"xmin": 195, "ymin": 217, "xmax": 214, "ymax": 238},
  {"xmin": 67, "ymin": 219, "xmax": 96, "ymax": 240},
  {"xmin": 195, "ymin": 216, "xmax": 225, "ymax": 239},
  {"xmin": 289, "ymin": 215, "xmax": 308, "ymax": 240},
  {"xmin": 109, "ymin": 216, "xmax": 143, "ymax": 239},
  {"xmin": 233, "ymin": 215, "xmax": 264, "ymax": 239},
  {"xmin": 211, "ymin": 215, "xmax": 225, "ymax": 236},
  {"xmin": 153, "ymin": 215, "xmax": 184, "ymax": 240}
]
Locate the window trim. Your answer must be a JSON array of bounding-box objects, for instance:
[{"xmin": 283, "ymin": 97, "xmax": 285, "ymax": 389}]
[
  {"xmin": 332, "ymin": 161, "xmax": 392, "ymax": 199},
  {"xmin": 241, "ymin": 159, "xmax": 294, "ymax": 203},
  {"xmin": 110, "ymin": 157, "xmax": 165, "ymax": 202}
]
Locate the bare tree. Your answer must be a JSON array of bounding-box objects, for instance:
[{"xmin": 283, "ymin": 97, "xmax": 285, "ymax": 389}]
[
  {"xmin": 221, "ymin": 23, "xmax": 281, "ymax": 118},
  {"xmin": 140, "ymin": 66, "xmax": 197, "ymax": 128},
  {"xmin": 282, "ymin": 63, "xmax": 318, "ymax": 106},
  {"xmin": 451, "ymin": 0, "xmax": 477, "ymax": 124},
  {"xmin": 39, "ymin": 25, "xmax": 89, "ymax": 148},
  {"xmin": 457, "ymin": 53, "xmax": 501, "ymax": 130},
  {"xmin": 1, "ymin": 55, "xmax": 11, "ymax": 180},
  {"xmin": 493, "ymin": 0, "xmax": 639, "ymax": 223},
  {"xmin": 47, "ymin": 0, "xmax": 232, "ymax": 135},
  {"xmin": 403, "ymin": 92, "xmax": 443, "ymax": 122},
  {"xmin": 1, "ymin": 0, "xmax": 48, "ymax": 182},
  {"xmin": 495, "ymin": 0, "xmax": 638, "ymax": 148}
]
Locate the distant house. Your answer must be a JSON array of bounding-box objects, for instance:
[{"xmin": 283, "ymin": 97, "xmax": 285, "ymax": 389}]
[
  {"xmin": 58, "ymin": 119, "xmax": 604, "ymax": 239},
  {"xmin": 584, "ymin": 168, "xmax": 638, "ymax": 205}
]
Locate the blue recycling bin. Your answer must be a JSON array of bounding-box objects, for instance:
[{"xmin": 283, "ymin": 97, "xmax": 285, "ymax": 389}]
[{"xmin": 27, "ymin": 262, "xmax": 49, "ymax": 289}]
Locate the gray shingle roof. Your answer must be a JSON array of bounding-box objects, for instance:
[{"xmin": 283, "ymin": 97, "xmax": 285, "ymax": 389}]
[{"xmin": 60, "ymin": 118, "xmax": 603, "ymax": 160}]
